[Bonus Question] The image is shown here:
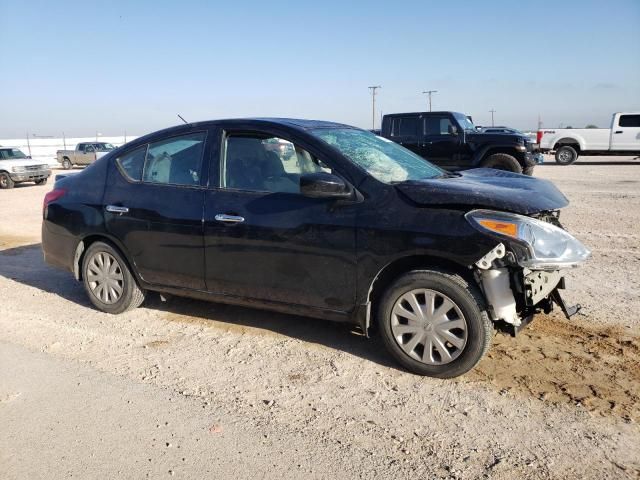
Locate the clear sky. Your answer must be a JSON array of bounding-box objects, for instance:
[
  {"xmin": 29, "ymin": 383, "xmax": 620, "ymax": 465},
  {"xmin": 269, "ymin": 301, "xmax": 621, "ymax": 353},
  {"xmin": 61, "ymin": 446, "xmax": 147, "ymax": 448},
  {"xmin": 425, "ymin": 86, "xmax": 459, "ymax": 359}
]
[{"xmin": 1, "ymin": 0, "xmax": 639, "ymax": 137}]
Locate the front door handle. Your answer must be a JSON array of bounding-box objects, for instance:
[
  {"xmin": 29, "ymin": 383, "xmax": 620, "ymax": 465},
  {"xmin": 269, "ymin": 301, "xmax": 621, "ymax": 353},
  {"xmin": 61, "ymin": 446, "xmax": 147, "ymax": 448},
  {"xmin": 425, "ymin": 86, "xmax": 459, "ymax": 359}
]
[
  {"xmin": 215, "ymin": 214, "xmax": 245, "ymax": 224},
  {"xmin": 614, "ymin": 130, "xmax": 623, "ymax": 134},
  {"xmin": 105, "ymin": 205, "xmax": 129, "ymax": 214}
]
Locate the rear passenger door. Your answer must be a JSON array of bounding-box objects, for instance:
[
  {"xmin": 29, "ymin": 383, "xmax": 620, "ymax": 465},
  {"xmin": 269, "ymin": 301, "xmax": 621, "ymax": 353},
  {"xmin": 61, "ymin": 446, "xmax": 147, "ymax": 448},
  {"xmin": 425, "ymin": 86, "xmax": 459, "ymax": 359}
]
[
  {"xmin": 103, "ymin": 128, "xmax": 213, "ymax": 290},
  {"xmin": 611, "ymin": 114, "xmax": 640, "ymax": 151},
  {"xmin": 388, "ymin": 116, "xmax": 421, "ymax": 156}
]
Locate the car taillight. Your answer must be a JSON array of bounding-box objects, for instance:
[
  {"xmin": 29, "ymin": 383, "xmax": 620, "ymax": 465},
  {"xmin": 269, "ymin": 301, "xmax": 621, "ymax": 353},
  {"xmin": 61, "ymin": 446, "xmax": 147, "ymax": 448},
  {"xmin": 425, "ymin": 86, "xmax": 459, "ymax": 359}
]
[
  {"xmin": 43, "ymin": 188, "xmax": 66, "ymax": 215},
  {"xmin": 536, "ymin": 130, "xmax": 543, "ymax": 144}
]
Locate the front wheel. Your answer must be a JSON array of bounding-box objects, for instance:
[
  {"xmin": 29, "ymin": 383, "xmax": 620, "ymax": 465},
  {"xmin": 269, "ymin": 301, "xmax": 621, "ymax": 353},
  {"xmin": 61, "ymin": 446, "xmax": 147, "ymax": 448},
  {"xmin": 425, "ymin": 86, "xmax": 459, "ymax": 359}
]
[
  {"xmin": 555, "ymin": 146, "xmax": 578, "ymax": 165},
  {"xmin": 0, "ymin": 172, "xmax": 15, "ymax": 189},
  {"xmin": 377, "ymin": 269, "xmax": 493, "ymax": 378},
  {"xmin": 82, "ymin": 241, "xmax": 146, "ymax": 314},
  {"xmin": 480, "ymin": 153, "xmax": 523, "ymax": 174}
]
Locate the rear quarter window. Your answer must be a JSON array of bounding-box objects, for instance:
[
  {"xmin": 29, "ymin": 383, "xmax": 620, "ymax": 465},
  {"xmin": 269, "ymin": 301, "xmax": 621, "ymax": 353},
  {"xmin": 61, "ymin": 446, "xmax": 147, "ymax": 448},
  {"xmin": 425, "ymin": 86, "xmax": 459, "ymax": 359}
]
[{"xmin": 116, "ymin": 145, "xmax": 147, "ymax": 182}]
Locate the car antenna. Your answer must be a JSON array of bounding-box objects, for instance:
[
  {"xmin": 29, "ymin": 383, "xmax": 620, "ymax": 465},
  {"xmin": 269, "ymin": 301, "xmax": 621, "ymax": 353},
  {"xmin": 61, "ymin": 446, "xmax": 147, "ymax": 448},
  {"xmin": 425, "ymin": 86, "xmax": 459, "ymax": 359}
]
[{"xmin": 177, "ymin": 114, "xmax": 188, "ymax": 124}]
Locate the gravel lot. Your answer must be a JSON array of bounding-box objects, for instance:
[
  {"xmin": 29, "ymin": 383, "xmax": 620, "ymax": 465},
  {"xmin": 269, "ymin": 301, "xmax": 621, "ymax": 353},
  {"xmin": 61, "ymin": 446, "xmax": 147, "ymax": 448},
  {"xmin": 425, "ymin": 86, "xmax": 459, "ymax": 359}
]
[{"xmin": 1, "ymin": 156, "xmax": 639, "ymax": 479}]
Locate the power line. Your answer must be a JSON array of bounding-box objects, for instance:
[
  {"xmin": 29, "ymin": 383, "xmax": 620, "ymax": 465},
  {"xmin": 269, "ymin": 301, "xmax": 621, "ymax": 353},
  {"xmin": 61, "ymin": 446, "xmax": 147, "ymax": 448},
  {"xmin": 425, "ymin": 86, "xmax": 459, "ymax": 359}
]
[
  {"xmin": 368, "ymin": 86, "xmax": 381, "ymax": 130},
  {"xmin": 422, "ymin": 90, "xmax": 437, "ymax": 112}
]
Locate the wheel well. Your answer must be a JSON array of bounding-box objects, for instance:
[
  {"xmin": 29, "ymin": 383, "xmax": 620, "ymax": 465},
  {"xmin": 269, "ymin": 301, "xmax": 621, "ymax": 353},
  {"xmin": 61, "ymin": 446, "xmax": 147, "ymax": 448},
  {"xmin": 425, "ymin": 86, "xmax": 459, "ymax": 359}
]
[
  {"xmin": 481, "ymin": 148, "xmax": 518, "ymax": 160},
  {"xmin": 554, "ymin": 139, "xmax": 580, "ymax": 151},
  {"xmin": 74, "ymin": 235, "xmax": 134, "ymax": 281},
  {"xmin": 366, "ymin": 255, "xmax": 476, "ymax": 332}
]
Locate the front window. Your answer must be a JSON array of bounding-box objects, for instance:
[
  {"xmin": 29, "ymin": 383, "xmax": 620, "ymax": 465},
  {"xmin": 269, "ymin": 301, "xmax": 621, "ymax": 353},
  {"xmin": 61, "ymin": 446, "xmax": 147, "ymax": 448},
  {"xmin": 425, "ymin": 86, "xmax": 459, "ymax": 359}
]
[
  {"xmin": 453, "ymin": 113, "xmax": 475, "ymax": 131},
  {"xmin": 223, "ymin": 134, "xmax": 332, "ymax": 193},
  {"xmin": 95, "ymin": 143, "xmax": 115, "ymax": 151},
  {"xmin": 310, "ymin": 128, "xmax": 444, "ymax": 183},
  {"xmin": 0, "ymin": 148, "xmax": 28, "ymax": 160}
]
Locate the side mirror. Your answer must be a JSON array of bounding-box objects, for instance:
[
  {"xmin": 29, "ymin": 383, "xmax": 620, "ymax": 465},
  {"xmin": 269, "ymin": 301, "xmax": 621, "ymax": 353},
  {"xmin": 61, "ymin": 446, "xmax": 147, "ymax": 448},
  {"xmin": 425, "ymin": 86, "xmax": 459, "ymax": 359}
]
[
  {"xmin": 300, "ymin": 172, "xmax": 353, "ymax": 199},
  {"xmin": 448, "ymin": 124, "xmax": 458, "ymax": 135}
]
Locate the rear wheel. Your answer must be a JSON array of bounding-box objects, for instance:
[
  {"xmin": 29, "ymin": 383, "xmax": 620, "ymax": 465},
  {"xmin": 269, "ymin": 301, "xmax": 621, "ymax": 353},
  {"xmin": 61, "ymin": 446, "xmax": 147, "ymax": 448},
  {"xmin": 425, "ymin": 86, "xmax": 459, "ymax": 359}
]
[
  {"xmin": 523, "ymin": 165, "xmax": 535, "ymax": 176},
  {"xmin": 82, "ymin": 241, "xmax": 145, "ymax": 314},
  {"xmin": 0, "ymin": 172, "xmax": 15, "ymax": 189},
  {"xmin": 377, "ymin": 269, "xmax": 492, "ymax": 378},
  {"xmin": 555, "ymin": 146, "xmax": 578, "ymax": 165},
  {"xmin": 480, "ymin": 153, "xmax": 523, "ymax": 174},
  {"xmin": 62, "ymin": 158, "xmax": 72, "ymax": 169}
]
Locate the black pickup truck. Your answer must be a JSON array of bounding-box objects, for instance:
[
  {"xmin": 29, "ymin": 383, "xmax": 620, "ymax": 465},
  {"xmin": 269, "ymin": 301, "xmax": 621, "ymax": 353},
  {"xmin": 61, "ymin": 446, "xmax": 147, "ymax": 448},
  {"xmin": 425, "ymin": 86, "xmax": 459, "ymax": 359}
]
[{"xmin": 381, "ymin": 111, "xmax": 537, "ymax": 175}]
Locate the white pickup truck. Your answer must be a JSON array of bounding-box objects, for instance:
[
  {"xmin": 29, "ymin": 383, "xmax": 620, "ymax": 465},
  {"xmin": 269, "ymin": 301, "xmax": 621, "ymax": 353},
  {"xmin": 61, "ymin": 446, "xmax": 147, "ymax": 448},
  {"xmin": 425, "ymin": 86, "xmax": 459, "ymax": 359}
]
[
  {"xmin": 537, "ymin": 112, "xmax": 640, "ymax": 164},
  {"xmin": 0, "ymin": 147, "xmax": 51, "ymax": 189},
  {"xmin": 56, "ymin": 142, "xmax": 116, "ymax": 169}
]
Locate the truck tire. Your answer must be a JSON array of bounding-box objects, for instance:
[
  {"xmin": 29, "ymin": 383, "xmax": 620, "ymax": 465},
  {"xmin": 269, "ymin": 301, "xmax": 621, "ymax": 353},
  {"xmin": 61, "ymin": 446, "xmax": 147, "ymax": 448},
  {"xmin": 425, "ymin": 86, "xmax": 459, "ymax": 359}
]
[
  {"xmin": 376, "ymin": 269, "xmax": 493, "ymax": 378},
  {"xmin": 35, "ymin": 178, "xmax": 48, "ymax": 185},
  {"xmin": 555, "ymin": 146, "xmax": 578, "ymax": 165},
  {"xmin": 480, "ymin": 153, "xmax": 523, "ymax": 174},
  {"xmin": 62, "ymin": 158, "xmax": 72, "ymax": 169},
  {"xmin": 523, "ymin": 165, "xmax": 535, "ymax": 176},
  {"xmin": 0, "ymin": 172, "xmax": 15, "ymax": 189}
]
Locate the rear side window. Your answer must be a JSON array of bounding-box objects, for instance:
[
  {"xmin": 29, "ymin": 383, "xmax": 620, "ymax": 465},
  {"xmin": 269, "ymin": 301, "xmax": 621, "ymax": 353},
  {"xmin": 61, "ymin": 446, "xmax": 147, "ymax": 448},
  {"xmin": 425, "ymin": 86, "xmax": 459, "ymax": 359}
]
[
  {"xmin": 398, "ymin": 117, "xmax": 418, "ymax": 136},
  {"xmin": 142, "ymin": 132, "xmax": 206, "ymax": 186},
  {"xmin": 116, "ymin": 145, "xmax": 147, "ymax": 181},
  {"xmin": 619, "ymin": 115, "xmax": 640, "ymax": 127}
]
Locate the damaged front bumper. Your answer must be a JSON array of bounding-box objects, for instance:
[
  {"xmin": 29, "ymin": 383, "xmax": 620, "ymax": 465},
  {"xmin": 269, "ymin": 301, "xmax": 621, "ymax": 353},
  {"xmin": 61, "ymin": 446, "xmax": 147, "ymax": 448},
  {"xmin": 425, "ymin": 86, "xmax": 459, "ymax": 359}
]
[{"xmin": 475, "ymin": 243, "xmax": 581, "ymax": 336}]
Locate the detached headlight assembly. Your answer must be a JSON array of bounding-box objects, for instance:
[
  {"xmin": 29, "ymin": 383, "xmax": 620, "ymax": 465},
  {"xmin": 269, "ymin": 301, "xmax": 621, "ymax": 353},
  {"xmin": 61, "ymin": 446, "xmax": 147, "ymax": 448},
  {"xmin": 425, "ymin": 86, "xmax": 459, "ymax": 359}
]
[{"xmin": 466, "ymin": 209, "xmax": 591, "ymax": 270}]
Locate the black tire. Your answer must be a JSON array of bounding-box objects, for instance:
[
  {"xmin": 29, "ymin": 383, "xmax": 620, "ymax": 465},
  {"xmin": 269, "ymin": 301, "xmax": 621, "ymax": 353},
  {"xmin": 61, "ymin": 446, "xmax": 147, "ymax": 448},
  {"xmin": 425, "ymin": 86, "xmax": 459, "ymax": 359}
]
[
  {"xmin": 82, "ymin": 241, "xmax": 145, "ymax": 314},
  {"xmin": 555, "ymin": 146, "xmax": 578, "ymax": 165},
  {"xmin": 376, "ymin": 269, "xmax": 492, "ymax": 378},
  {"xmin": 62, "ymin": 158, "xmax": 72, "ymax": 170},
  {"xmin": 35, "ymin": 178, "xmax": 48, "ymax": 185},
  {"xmin": 480, "ymin": 153, "xmax": 523, "ymax": 174},
  {"xmin": 0, "ymin": 172, "xmax": 15, "ymax": 189},
  {"xmin": 523, "ymin": 165, "xmax": 535, "ymax": 176}
]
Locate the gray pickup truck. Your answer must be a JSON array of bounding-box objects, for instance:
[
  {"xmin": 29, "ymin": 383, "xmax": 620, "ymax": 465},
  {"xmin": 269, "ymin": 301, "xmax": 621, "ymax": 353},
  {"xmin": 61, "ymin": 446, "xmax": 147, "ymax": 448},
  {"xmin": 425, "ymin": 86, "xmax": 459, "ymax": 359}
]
[{"xmin": 56, "ymin": 142, "xmax": 116, "ymax": 169}]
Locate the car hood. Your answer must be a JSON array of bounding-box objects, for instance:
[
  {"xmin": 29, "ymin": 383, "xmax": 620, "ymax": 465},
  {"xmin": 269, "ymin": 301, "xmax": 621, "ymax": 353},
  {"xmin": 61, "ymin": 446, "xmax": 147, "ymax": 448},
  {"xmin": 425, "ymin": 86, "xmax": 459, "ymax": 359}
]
[
  {"xmin": 394, "ymin": 168, "xmax": 569, "ymax": 215},
  {"xmin": 0, "ymin": 159, "xmax": 47, "ymax": 168}
]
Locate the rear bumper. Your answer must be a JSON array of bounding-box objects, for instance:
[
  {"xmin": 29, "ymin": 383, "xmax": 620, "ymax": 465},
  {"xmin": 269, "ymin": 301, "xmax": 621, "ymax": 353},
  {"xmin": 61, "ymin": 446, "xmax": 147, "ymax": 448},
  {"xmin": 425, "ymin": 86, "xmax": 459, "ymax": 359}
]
[
  {"xmin": 10, "ymin": 169, "xmax": 51, "ymax": 182},
  {"xmin": 41, "ymin": 220, "xmax": 77, "ymax": 274}
]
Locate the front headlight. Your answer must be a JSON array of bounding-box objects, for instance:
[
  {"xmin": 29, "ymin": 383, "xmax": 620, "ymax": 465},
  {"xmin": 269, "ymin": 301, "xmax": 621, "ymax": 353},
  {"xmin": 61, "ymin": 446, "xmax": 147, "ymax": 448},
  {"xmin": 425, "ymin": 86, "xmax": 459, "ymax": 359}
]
[
  {"xmin": 466, "ymin": 209, "xmax": 591, "ymax": 270},
  {"xmin": 12, "ymin": 166, "xmax": 26, "ymax": 173}
]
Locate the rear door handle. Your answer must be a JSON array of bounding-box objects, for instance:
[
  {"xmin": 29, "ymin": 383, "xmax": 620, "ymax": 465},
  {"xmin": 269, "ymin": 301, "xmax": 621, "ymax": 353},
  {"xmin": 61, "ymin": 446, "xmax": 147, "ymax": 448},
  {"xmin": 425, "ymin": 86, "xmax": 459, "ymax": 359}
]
[
  {"xmin": 105, "ymin": 205, "xmax": 129, "ymax": 214},
  {"xmin": 215, "ymin": 214, "xmax": 245, "ymax": 224},
  {"xmin": 614, "ymin": 130, "xmax": 623, "ymax": 134}
]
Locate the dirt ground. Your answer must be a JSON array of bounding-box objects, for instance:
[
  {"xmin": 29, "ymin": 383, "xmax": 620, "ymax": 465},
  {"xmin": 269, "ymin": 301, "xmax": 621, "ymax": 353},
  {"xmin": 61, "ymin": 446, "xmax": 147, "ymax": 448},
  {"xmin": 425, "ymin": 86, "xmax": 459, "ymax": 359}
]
[{"xmin": 1, "ymin": 156, "xmax": 639, "ymax": 479}]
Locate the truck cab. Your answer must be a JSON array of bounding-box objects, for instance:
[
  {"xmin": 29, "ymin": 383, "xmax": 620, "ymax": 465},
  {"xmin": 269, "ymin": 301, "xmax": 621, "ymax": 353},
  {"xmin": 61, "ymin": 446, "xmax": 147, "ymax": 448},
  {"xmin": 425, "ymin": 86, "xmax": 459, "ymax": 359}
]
[{"xmin": 381, "ymin": 111, "xmax": 537, "ymax": 175}]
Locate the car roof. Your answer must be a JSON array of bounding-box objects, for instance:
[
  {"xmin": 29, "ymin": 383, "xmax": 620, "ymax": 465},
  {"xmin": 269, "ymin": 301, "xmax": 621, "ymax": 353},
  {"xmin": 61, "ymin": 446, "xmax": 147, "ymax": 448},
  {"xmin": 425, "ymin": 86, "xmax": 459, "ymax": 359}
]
[{"xmin": 383, "ymin": 111, "xmax": 465, "ymax": 117}]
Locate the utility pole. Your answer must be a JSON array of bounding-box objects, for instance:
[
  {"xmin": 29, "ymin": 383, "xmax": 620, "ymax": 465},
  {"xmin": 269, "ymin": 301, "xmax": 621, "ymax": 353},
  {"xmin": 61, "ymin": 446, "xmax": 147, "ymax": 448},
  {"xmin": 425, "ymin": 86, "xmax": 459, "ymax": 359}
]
[
  {"xmin": 26, "ymin": 132, "xmax": 32, "ymax": 157},
  {"xmin": 422, "ymin": 90, "xmax": 437, "ymax": 112},
  {"xmin": 489, "ymin": 109, "xmax": 496, "ymax": 127},
  {"xmin": 368, "ymin": 86, "xmax": 381, "ymax": 130}
]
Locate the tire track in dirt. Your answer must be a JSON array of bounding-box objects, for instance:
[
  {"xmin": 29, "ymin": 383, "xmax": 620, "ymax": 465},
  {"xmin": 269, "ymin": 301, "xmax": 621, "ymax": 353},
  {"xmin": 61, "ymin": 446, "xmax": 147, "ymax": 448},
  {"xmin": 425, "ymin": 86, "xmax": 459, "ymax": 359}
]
[{"xmin": 466, "ymin": 315, "xmax": 640, "ymax": 422}]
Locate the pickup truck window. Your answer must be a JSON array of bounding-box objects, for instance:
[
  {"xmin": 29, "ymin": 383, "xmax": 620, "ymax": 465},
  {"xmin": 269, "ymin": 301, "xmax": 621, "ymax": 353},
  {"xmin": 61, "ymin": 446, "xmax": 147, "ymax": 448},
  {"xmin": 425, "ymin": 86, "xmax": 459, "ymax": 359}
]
[
  {"xmin": 310, "ymin": 128, "xmax": 443, "ymax": 183},
  {"xmin": 619, "ymin": 115, "xmax": 640, "ymax": 127},
  {"xmin": 424, "ymin": 116, "xmax": 454, "ymax": 136}
]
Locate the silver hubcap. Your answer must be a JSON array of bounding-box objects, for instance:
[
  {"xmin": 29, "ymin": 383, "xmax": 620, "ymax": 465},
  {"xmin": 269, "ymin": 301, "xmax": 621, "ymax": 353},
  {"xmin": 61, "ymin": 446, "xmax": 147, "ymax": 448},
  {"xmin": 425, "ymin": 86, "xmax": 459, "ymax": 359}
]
[
  {"xmin": 87, "ymin": 252, "xmax": 124, "ymax": 304},
  {"xmin": 559, "ymin": 150, "xmax": 572, "ymax": 162},
  {"xmin": 390, "ymin": 289, "xmax": 467, "ymax": 365}
]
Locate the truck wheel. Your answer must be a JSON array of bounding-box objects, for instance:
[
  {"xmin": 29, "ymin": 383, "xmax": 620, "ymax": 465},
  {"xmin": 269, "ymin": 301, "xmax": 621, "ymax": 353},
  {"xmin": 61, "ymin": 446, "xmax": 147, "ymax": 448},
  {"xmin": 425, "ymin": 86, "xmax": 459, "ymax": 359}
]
[
  {"xmin": 523, "ymin": 166, "xmax": 535, "ymax": 176},
  {"xmin": 0, "ymin": 172, "xmax": 15, "ymax": 189},
  {"xmin": 480, "ymin": 153, "xmax": 523, "ymax": 174},
  {"xmin": 82, "ymin": 241, "xmax": 146, "ymax": 314},
  {"xmin": 35, "ymin": 178, "xmax": 48, "ymax": 185},
  {"xmin": 376, "ymin": 269, "xmax": 493, "ymax": 378},
  {"xmin": 555, "ymin": 146, "xmax": 578, "ymax": 165},
  {"xmin": 62, "ymin": 158, "xmax": 72, "ymax": 169}
]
